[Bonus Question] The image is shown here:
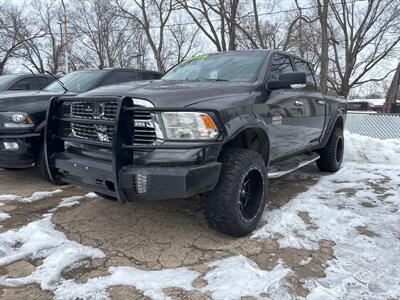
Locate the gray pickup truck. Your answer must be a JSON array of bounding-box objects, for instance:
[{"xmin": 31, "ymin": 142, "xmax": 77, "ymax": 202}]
[{"xmin": 44, "ymin": 50, "xmax": 347, "ymax": 236}]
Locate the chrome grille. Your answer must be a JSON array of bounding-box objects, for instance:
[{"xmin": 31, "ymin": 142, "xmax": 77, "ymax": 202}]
[{"xmin": 59, "ymin": 99, "xmax": 157, "ymax": 144}]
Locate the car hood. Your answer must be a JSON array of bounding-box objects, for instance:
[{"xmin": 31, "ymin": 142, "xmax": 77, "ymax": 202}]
[
  {"xmin": 0, "ymin": 90, "xmax": 73, "ymax": 113},
  {"xmin": 80, "ymin": 80, "xmax": 254, "ymax": 107}
]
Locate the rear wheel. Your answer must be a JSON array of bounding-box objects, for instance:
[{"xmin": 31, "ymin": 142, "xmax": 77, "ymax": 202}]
[
  {"xmin": 317, "ymin": 127, "xmax": 344, "ymax": 172},
  {"xmin": 201, "ymin": 148, "xmax": 267, "ymax": 237}
]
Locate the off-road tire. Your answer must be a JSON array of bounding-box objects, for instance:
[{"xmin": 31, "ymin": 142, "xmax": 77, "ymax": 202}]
[
  {"xmin": 317, "ymin": 127, "xmax": 344, "ymax": 172},
  {"xmin": 201, "ymin": 148, "xmax": 267, "ymax": 237}
]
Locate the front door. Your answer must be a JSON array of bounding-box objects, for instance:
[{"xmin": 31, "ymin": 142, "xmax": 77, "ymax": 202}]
[
  {"xmin": 293, "ymin": 58, "xmax": 326, "ymax": 146},
  {"xmin": 261, "ymin": 53, "xmax": 307, "ymax": 160}
]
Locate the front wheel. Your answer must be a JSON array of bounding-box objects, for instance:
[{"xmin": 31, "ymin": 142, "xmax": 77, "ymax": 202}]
[
  {"xmin": 201, "ymin": 148, "xmax": 267, "ymax": 237},
  {"xmin": 317, "ymin": 127, "xmax": 344, "ymax": 172}
]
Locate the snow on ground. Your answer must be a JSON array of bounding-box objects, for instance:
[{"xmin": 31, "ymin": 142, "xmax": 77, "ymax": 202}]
[
  {"xmin": 0, "ymin": 214, "xmax": 105, "ymax": 291},
  {"xmin": 0, "ymin": 132, "xmax": 399, "ymax": 299},
  {"xmin": 203, "ymin": 256, "xmax": 292, "ymax": 299},
  {"xmin": 254, "ymin": 132, "xmax": 400, "ymax": 299},
  {"xmin": 0, "ymin": 212, "xmax": 10, "ymax": 221},
  {"xmin": 0, "ymin": 189, "xmax": 63, "ymax": 203},
  {"xmin": 50, "ymin": 192, "xmax": 98, "ymax": 211},
  {"xmin": 52, "ymin": 264, "xmax": 199, "ymax": 300}
]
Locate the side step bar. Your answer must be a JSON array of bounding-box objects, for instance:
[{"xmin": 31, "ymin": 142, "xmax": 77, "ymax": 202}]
[{"xmin": 268, "ymin": 153, "xmax": 320, "ymax": 179}]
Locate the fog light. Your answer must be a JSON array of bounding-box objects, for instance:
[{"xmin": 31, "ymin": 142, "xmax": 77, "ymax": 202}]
[
  {"xmin": 3, "ymin": 142, "xmax": 19, "ymax": 150},
  {"xmin": 136, "ymin": 174, "xmax": 147, "ymax": 194}
]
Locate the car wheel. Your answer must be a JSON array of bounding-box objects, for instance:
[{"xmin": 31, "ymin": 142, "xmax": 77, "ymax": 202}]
[
  {"xmin": 201, "ymin": 148, "xmax": 267, "ymax": 237},
  {"xmin": 317, "ymin": 127, "xmax": 344, "ymax": 172}
]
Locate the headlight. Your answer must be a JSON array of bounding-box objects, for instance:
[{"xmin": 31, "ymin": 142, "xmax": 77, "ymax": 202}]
[
  {"xmin": 0, "ymin": 112, "xmax": 35, "ymax": 129},
  {"xmin": 161, "ymin": 112, "xmax": 220, "ymax": 140}
]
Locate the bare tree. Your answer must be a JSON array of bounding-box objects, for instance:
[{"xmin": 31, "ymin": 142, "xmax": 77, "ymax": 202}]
[
  {"xmin": 178, "ymin": 0, "xmax": 229, "ymax": 51},
  {"xmin": 0, "ymin": 3, "xmax": 43, "ymax": 74},
  {"xmin": 327, "ymin": 0, "xmax": 400, "ymax": 97},
  {"xmin": 116, "ymin": 0, "xmax": 176, "ymax": 72},
  {"xmin": 18, "ymin": 0, "xmax": 64, "ymax": 74},
  {"xmin": 70, "ymin": 0, "xmax": 136, "ymax": 68}
]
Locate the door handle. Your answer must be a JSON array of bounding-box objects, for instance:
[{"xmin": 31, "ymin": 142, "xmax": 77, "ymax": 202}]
[
  {"xmin": 318, "ymin": 100, "xmax": 326, "ymax": 105},
  {"xmin": 294, "ymin": 100, "xmax": 304, "ymax": 106}
]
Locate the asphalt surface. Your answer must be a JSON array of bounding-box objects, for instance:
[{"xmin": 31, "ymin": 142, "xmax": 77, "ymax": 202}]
[{"xmin": 0, "ymin": 166, "xmax": 335, "ymax": 299}]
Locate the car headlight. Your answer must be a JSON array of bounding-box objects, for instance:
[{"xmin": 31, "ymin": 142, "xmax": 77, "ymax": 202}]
[
  {"xmin": 161, "ymin": 112, "xmax": 220, "ymax": 140},
  {"xmin": 0, "ymin": 112, "xmax": 35, "ymax": 129}
]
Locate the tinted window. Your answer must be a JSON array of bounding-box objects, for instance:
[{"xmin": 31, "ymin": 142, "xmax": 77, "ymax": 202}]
[
  {"xmin": 9, "ymin": 79, "xmax": 32, "ymax": 90},
  {"xmin": 44, "ymin": 71, "xmax": 106, "ymax": 93},
  {"xmin": 162, "ymin": 53, "xmax": 265, "ymax": 82},
  {"xmin": 27, "ymin": 77, "xmax": 43, "ymax": 90},
  {"xmin": 293, "ymin": 58, "xmax": 316, "ymax": 87},
  {"xmin": 268, "ymin": 54, "xmax": 294, "ymax": 81},
  {"xmin": 102, "ymin": 71, "xmax": 136, "ymax": 86},
  {"xmin": 137, "ymin": 71, "xmax": 161, "ymax": 80}
]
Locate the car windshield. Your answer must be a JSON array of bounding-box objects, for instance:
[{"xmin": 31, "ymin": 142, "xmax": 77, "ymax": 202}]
[
  {"xmin": 0, "ymin": 75, "xmax": 18, "ymax": 91},
  {"xmin": 44, "ymin": 71, "xmax": 106, "ymax": 93},
  {"xmin": 162, "ymin": 53, "xmax": 266, "ymax": 82}
]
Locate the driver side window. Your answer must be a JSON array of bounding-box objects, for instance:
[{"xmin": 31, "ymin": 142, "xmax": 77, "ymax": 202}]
[{"xmin": 268, "ymin": 54, "xmax": 294, "ymax": 81}]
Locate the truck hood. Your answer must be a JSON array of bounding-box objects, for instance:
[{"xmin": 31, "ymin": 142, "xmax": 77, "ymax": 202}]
[
  {"xmin": 0, "ymin": 90, "xmax": 73, "ymax": 113},
  {"xmin": 80, "ymin": 80, "xmax": 254, "ymax": 107}
]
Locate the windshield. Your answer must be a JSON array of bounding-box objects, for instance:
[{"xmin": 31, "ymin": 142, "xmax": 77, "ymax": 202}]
[
  {"xmin": 0, "ymin": 75, "xmax": 17, "ymax": 91},
  {"xmin": 162, "ymin": 53, "xmax": 266, "ymax": 82},
  {"xmin": 44, "ymin": 71, "xmax": 106, "ymax": 93}
]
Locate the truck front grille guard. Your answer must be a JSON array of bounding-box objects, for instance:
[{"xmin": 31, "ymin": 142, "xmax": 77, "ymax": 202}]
[{"xmin": 44, "ymin": 96, "xmax": 226, "ymax": 202}]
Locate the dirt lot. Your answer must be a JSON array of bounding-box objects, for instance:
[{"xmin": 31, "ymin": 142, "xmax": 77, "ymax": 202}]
[{"xmin": 0, "ymin": 160, "xmax": 398, "ymax": 299}]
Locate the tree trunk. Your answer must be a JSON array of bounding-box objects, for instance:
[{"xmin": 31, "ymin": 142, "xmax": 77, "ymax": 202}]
[
  {"xmin": 383, "ymin": 62, "xmax": 400, "ymax": 113},
  {"xmin": 317, "ymin": 0, "xmax": 329, "ymax": 94}
]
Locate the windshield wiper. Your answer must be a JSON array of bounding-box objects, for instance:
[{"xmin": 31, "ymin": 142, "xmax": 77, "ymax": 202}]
[
  {"xmin": 197, "ymin": 77, "xmax": 229, "ymax": 82},
  {"xmin": 45, "ymin": 71, "xmax": 68, "ymax": 93},
  {"xmin": 23, "ymin": 64, "xmax": 44, "ymax": 90}
]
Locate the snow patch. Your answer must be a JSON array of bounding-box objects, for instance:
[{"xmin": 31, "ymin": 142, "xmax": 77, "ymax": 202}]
[
  {"xmin": 0, "ymin": 214, "xmax": 105, "ymax": 291},
  {"xmin": 203, "ymin": 255, "xmax": 292, "ymax": 299},
  {"xmin": 0, "ymin": 212, "xmax": 10, "ymax": 221},
  {"xmin": 344, "ymin": 131, "xmax": 400, "ymax": 164},
  {"xmin": 53, "ymin": 265, "xmax": 199, "ymax": 300},
  {"xmin": 0, "ymin": 189, "xmax": 63, "ymax": 203}
]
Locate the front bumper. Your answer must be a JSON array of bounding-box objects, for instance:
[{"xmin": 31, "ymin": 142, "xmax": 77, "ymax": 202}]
[
  {"xmin": 0, "ymin": 132, "xmax": 40, "ymax": 168},
  {"xmin": 51, "ymin": 151, "xmax": 221, "ymax": 201}
]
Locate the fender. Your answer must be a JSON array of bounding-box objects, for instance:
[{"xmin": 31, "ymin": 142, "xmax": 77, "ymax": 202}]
[
  {"xmin": 320, "ymin": 108, "xmax": 345, "ymax": 148},
  {"xmin": 223, "ymin": 113, "xmax": 271, "ymax": 165}
]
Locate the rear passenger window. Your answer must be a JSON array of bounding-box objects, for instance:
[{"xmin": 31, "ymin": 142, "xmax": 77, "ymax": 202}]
[
  {"xmin": 102, "ymin": 71, "xmax": 135, "ymax": 86},
  {"xmin": 293, "ymin": 58, "xmax": 316, "ymax": 87},
  {"xmin": 268, "ymin": 54, "xmax": 294, "ymax": 81},
  {"xmin": 10, "ymin": 78, "xmax": 41, "ymax": 90},
  {"xmin": 137, "ymin": 72, "xmax": 160, "ymax": 80}
]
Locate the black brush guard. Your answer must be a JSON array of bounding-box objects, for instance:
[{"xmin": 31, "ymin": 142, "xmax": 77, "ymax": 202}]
[{"xmin": 44, "ymin": 96, "xmax": 224, "ymax": 202}]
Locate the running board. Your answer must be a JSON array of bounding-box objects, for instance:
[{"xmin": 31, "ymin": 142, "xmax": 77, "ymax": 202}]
[{"xmin": 268, "ymin": 153, "xmax": 320, "ymax": 179}]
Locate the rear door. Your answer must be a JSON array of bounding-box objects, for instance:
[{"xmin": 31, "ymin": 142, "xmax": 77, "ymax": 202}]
[
  {"xmin": 263, "ymin": 53, "xmax": 307, "ymax": 160},
  {"xmin": 293, "ymin": 58, "xmax": 325, "ymax": 145}
]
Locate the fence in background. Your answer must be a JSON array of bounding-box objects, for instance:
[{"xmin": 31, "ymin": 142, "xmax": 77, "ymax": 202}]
[{"xmin": 346, "ymin": 112, "xmax": 400, "ymax": 139}]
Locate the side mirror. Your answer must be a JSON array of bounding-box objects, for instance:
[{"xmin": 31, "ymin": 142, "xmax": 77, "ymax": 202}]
[{"xmin": 267, "ymin": 72, "xmax": 307, "ymax": 90}]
